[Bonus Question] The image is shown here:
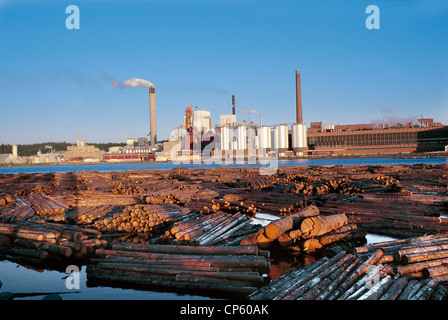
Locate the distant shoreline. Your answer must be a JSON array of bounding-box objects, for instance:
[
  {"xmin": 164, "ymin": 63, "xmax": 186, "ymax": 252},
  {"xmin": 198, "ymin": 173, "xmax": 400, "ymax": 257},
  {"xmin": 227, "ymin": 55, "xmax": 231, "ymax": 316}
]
[{"xmin": 1, "ymin": 151, "xmax": 447, "ymax": 169}]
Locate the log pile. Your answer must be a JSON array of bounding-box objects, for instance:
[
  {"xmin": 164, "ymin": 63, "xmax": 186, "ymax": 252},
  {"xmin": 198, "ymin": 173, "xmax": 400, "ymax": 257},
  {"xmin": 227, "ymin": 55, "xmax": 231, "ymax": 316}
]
[
  {"xmin": 0, "ymin": 163, "xmax": 447, "ymax": 299},
  {"xmin": 240, "ymin": 205, "xmax": 366, "ymax": 253},
  {"xmin": 93, "ymin": 204, "xmax": 190, "ymax": 234},
  {"xmin": 166, "ymin": 211, "xmax": 262, "ymax": 246},
  {"xmin": 321, "ymin": 195, "xmax": 448, "ymax": 238},
  {"xmin": 87, "ymin": 243, "xmax": 270, "ymax": 298},
  {"xmin": 0, "ymin": 197, "xmax": 35, "ymax": 222},
  {"xmin": 0, "ymin": 220, "xmax": 105, "ymax": 263},
  {"xmin": 249, "ymin": 246, "xmax": 448, "ymax": 300}
]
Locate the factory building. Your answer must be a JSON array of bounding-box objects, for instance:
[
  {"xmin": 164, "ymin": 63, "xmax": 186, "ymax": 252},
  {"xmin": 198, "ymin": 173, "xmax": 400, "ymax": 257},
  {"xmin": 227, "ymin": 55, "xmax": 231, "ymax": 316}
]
[
  {"xmin": 66, "ymin": 139, "xmax": 104, "ymax": 162},
  {"xmin": 103, "ymin": 137, "xmax": 156, "ymax": 162},
  {"xmin": 307, "ymin": 119, "xmax": 448, "ymax": 155}
]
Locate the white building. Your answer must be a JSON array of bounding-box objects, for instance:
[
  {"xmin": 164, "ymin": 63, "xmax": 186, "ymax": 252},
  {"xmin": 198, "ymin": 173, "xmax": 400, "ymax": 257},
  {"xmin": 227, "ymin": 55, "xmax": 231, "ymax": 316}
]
[{"xmin": 192, "ymin": 109, "xmax": 211, "ymax": 132}]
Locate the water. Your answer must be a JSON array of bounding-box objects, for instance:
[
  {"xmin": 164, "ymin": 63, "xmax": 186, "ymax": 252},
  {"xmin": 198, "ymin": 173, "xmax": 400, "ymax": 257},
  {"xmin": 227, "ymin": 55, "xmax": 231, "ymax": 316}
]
[
  {"xmin": 0, "ymin": 156, "xmax": 446, "ymax": 299},
  {"xmin": 1, "ymin": 156, "xmax": 447, "ymax": 174}
]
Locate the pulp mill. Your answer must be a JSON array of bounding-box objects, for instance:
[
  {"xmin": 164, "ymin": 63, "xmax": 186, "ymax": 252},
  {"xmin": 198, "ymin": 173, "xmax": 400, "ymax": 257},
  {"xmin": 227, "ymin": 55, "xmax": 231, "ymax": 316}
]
[{"xmin": 165, "ymin": 70, "xmax": 448, "ymax": 160}]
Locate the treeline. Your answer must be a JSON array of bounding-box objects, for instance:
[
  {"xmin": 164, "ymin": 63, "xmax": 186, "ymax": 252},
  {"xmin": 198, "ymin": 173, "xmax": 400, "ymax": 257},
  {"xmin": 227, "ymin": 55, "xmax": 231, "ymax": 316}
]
[{"xmin": 0, "ymin": 142, "xmax": 126, "ymax": 157}]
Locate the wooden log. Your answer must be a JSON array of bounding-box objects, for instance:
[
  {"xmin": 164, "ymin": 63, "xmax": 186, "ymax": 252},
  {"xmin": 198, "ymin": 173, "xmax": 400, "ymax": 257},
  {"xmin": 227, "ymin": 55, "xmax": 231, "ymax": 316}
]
[
  {"xmin": 396, "ymin": 257, "xmax": 448, "ymax": 276},
  {"xmin": 315, "ymin": 256, "xmax": 361, "ymax": 300},
  {"xmin": 401, "ymin": 249, "xmax": 448, "ymax": 265},
  {"xmin": 300, "ymin": 213, "xmax": 348, "ymax": 239},
  {"xmin": 109, "ymin": 243, "xmax": 262, "ymax": 257},
  {"xmin": 298, "ymin": 254, "xmax": 355, "ymax": 300},
  {"xmin": 331, "ymin": 249, "xmax": 384, "ymax": 300},
  {"xmin": 422, "ymin": 264, "xmax": 448, "ymax": 279},
  {"xmin": 0, "ymin": 246, "xmax": 49, "ymax": 261},
  {"xmin": 277, "ymin": 251, "xmax": 348, "ymax": 300},
  {"xmin": 379, "ymin": 276, "xmax": 409, "ymax": 300},
  {"xmin": 264, "ymin": 205, "xmax": 319, "ymax": 240},
  {"xmin": 357, "ymin": 275, "xmax": 393, "ymax": 300},
  {"xmin": 94, "ymin": 249, "xmax": 270, "ymax": 270},
  {"xmin": 271, "ymin": 257, "xmax": 333, "ymax": 300},
  {"xmin": 397, "ymin": 279, "xmax": 421, "ymax": 300},
  {"xmin": 13, "ymin": 238, "xmax": 73, "ymax": 258},
  {"xmin": 394, "ymin": 243, "xmax": 448, "ymax": 263},
  {"xmin": 410, "ymin": 279, "xmax": 438, "ymax": 300},
  {"xmin": 431, "ymin": 283, "xmax": 448, "ymax": 300},
  {"xmin": 0, "ymin": 235, "xmax": 11, "ymax": 246}
]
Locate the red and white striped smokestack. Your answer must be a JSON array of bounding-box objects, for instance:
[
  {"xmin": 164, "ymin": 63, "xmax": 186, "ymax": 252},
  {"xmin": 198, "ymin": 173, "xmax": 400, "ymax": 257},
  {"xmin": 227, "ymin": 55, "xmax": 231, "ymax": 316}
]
[{"xmin": 295, "ymin": 70, "xmax": 303, "ymax": 124}]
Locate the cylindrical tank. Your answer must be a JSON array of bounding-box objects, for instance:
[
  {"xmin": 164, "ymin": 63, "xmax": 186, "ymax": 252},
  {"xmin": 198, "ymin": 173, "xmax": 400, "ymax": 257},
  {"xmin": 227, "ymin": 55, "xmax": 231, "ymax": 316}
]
[
  {"xmin": 220, "ymin": 126, "xmax": 230, "ymax": 151},
  {"xmin": 275, "ymin": 124, "xmax": 289, "ymax": 154},
  {"xmin": 257, "ymin": 126, "xmax": 271, "ymax": 150},
  {"xmin": 237, "ymin": 125, "xmax": 247, "ymax": 150},
  {"xmin": 247, "ymin": 126, "xmax": 256, "ymax": 150},
  {"xmin": 291, "ymin": 123, "xmax": 307, "ymax": 154}
]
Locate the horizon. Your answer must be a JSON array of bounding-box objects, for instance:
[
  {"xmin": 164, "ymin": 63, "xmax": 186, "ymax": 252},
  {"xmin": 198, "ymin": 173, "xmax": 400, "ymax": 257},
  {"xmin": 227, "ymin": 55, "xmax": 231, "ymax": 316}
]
[{"xmin": 1, "ymin": 0, "xmax": 447, "ymax": 144}]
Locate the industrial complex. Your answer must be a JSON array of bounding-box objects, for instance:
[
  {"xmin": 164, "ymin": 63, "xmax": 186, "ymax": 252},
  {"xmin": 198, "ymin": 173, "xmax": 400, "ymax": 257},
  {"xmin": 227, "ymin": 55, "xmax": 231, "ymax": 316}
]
[
  {"xmin": 164, "ymin": 70, "xmax": 448, "ymax": 161},
  {"xmin": 2, "ymin": 70, "xmax": 447, "ymax": 165}
]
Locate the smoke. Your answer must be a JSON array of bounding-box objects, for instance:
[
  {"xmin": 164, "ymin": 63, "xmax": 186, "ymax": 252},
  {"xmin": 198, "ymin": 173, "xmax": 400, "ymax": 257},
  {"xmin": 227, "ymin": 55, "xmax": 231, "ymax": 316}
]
[
  {"xmin": 101, "ymin": 73, "xmax": 154, "ymax": 89},
  {"xmin": 239, "ymin": 106, "xmax": 262, "ymax": 125},
  {"xmin": 239, "ymin": 106, "xmax": 261, "ymax": 116},
  {"xmin": 371, "ymin": 107, "xmax": 419, "ymax": 128}
]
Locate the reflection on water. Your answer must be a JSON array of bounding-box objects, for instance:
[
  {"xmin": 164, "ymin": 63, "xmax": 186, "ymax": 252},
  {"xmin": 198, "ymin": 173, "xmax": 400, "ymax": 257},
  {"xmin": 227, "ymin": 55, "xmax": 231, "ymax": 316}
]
[{"xmin": 0, "ymin": 260, "xmax": 213, "ymax": 300}]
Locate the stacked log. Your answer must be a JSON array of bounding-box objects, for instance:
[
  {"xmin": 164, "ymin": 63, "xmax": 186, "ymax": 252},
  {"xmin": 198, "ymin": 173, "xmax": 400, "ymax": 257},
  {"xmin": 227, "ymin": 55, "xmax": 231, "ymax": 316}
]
[
  {"xmin": 321, "ymin": 196, "xmax": 448, "ymax": 238},
  {"xmin": 0, "ymin": 220, "xmax": 105, "ymax": 263},
  {"xmin": 87, "ymin": 244, "xmax": 270, "ymax": 298},
  {"xmin": 167, "ymin": 211, "xmax": 261, "ymax": 246},
  {"xmin": 249, "ymin": 246, "xmax": 448, "ymax": 300},
  {"xmin": 65, "ymin": 205, "xmax": 120, "ymax": 225},
  {"xmin": 241, "ymin": 206, "xmax": 366, "ymax": 253},
  {"xmin": 0, "ymin": 197, "xmax": 35, "ymax": 222},
  {"xmin": 93, "ymin": 203, "xmax": 189, "ymax": 234},
  {"xmin": 22, "ymin": 192, "xmax": 69, "ymax": 219}
]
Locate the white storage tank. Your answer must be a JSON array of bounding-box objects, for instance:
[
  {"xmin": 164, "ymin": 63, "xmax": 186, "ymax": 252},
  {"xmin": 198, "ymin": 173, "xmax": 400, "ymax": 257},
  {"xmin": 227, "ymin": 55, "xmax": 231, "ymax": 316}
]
[
  {"xmin": 274, "ymin": 124, "xmax": 289, "ymax": 154},
  {"xmin": 257, "ymin": 126, "xmax": 271, "ymax": 150},
  {"xmin": 220, "ymin": 126, "xmax": 230, "ymax": 151},
  {"xmin": 292, "ymin": 123, "xmax": 307, "ymax": 155},
  {"xmin": 237, "ymin": 125, "xmax": 247, "ymax": 150}
]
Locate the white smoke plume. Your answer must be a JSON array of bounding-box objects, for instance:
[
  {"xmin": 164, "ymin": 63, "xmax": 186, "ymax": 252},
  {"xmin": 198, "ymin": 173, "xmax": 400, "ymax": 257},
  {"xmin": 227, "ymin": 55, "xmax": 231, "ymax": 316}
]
[
  {"xmin": 113, "ymin": 77, "xmax": 155, "ymax": 89},
  {"xmin": 100, "ymin": 73, "xmax": 154, "ymax": 89},
  {"xmin": 239, "ymin": 106, "xmax": 262, "ymax": 125},
  {"xmin": 239, "ymin": 106, "xmax": 261, "ymax": 116}
]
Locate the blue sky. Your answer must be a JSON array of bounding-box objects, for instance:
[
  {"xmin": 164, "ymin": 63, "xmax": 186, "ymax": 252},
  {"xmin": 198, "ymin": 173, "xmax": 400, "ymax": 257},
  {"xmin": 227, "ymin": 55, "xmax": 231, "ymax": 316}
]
[{"xmin": 0, "ymin": 0, "xmax": 447, "ymax": 144}]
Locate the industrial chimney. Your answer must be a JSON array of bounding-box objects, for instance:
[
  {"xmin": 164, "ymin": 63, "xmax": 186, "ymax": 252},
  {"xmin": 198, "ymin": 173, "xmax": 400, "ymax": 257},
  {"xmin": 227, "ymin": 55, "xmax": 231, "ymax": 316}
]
[
  {"xmin": 295, "ymin": 70, "xmax": 303, "ymax": 124},
  {"xmin": 149, "ymin": 86, "xmax": 157, "ymax": 146}
]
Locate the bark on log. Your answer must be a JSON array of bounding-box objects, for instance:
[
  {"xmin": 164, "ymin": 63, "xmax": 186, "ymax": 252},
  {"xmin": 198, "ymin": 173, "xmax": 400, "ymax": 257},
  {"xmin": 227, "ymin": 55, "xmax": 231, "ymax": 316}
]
[
  {"xmin": 264, "ymin": 205, "xmax": 319, "ymax": 240},
  {"xmin": 401, "ymin": 249, "xmax": 448, "ymax": 265},
  {"xmin": 379, "ymin": 276, "xmax": 409, "ymax": 300},
  {"xmin": 300, "ymin": 214, "xmax": 348, "ymax": 239},
  {"xmin": 422, "ymin": 264, "xmax": 448, "ymax": 279}
]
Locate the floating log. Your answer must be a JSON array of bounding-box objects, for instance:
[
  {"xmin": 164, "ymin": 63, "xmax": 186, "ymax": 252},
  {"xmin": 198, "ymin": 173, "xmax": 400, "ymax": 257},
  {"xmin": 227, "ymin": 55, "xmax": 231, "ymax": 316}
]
[
  {"xmin": 264, "ymin": 205, "xmax": 319, "ymax": 240},
  {"xmin": 300, "ymin": 214, "xmax": 348, "ymax": 239}
]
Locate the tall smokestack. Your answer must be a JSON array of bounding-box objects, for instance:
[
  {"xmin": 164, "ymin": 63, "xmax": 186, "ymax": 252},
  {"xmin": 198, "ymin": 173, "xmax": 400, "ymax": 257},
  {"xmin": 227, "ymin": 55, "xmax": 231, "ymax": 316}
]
[
  {"xmin": 295, "ymin": 70, "xmax": 303, "ymax": 124},
  {"xmin": 232, "ymin": 95, "xmax": 235, "ymax": 115},
  {"xmin": 149, "ymin": 86, "xmax": 157, "ymax": 146}
]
